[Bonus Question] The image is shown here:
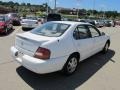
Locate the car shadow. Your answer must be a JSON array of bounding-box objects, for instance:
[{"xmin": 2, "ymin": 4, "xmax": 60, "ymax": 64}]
[
  {"xmin": 22, "ymin": 28, "xmax": 33, "ymax": 31},
  {"xmin": 0, "ymin": 29, "xmax": 14, "ymax": 37},
  {"xmin": 16, "ymin": 49, "xmax": 115, "ymax": 90}
]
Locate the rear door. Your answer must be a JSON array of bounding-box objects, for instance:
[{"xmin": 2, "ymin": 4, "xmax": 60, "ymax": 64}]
[{"xmin": 73, "ymin": 25, "xmax": 94, "ymax": 61}]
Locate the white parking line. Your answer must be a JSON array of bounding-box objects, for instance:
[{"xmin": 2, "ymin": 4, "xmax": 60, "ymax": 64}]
[{"xmin": 10, "ymin": 26, "xmax": 22, "ymax": 37}]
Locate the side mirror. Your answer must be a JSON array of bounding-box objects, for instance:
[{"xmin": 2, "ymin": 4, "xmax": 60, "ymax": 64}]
[{"xmin": 101, "ymin": 32, "xmax": 105, "ymax": 36}]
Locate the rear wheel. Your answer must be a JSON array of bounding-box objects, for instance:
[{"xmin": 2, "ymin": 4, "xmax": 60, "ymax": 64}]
[
  {"xmin": 5, "ymin": 28, "xmax": 8, "ymax": 34},
  {"xmin": 22, "ymin": 27, "xmax": 27, "ymax": 31},
  {"xmin": 10, "ymin": 24, "xmax": 13, "ymax": 30},
  {"xmin": 5, "ymin": 24, "xmax": 13, "ymax": 34},
  {"xmin": 62, "ymin": 55, "xmax": 79, "ymax": 75},
  {"xmin": 13, "ymin": 21, "xmax": 20, "ymax": 26},
  {"xmin": 102, "ymin": 42, "xmax": 109, "ymax": 54},
  {"xmin": 4, "ymin": 27, "xmax": 8, "ymax": 34}
]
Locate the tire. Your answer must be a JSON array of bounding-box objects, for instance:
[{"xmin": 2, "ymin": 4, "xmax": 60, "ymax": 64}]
[
  {"xmin": 62, "ymin": 55, "xmax": 79, "ymax": 75},
  {"xmin": 17, "ymin": 21, "xmax": 21, "ymax": 26},
  {"xmin": 13, "ymin": 21, "xmax": 20, "ymax": 26},
  {"xmin": 102, "ymin": 42, "xmax": 109, "ymax": 54},
  {"xmin": 5, "ymin": 28, "xmax": 8, "ymax": 34},
  {"xmin": 22, "ymin": 27, "xmax": 26, "ymax": 31},
  {"xmin": 9, "ymin": 24, "xmax": 13, "ymax": 31},
  {"xmin": 4, "ymin": 27, "xmax": 8, "ymax": 35}
]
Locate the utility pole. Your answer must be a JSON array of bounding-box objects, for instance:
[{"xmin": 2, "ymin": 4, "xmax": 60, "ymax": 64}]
[
  {"xmin": 92, "ymin": 0, "xmax": 95, "ymax": 16},
  {"xmin": 46, "ymin": 2, "xmax": 48, "ymax": 15},
  {"xmin": 76, "ymin": 0, "xmax": 80, "ymax": 19},
  {"xmin": 54, "ymin": 0, "xmax": 56, "ymax": 13},
  {"xmin": 100, "ymin": 4, "xmax": 106, "ymax": 19},
  {"xmin": 77, "ymin": 7, "xmax": 79, "ymax": 19}
]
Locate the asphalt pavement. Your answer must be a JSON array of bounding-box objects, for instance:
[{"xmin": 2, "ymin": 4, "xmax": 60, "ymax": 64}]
[{"xmin": 0, "ymin": 26, "xmax": 120, "ymax": 90}]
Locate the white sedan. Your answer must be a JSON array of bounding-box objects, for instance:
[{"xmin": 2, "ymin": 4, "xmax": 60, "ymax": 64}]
[
  {"xmin": 11, "ymin": 21, "xmax": 110, "ymax": 75},
  {"xmin": 21, "ymin": 17, "xmax": 39, "ymax": 30}
]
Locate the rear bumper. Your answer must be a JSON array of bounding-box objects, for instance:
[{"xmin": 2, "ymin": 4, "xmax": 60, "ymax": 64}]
[{"xmin": 11, "ymin": 46, "xmax": 68, "ymax": 74}]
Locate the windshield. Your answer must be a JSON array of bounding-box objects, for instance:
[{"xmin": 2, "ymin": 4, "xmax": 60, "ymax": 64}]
[
  {"xmin": 11, "ymin": 14, "xmax": 18, "ymax": 17},
  {"xmin": 8, "ymin": 13, "xmax": 18, "ymax": 17},
  {"xmin": 31, "ymin": 22, "xmax": 70, "ymax": 37},
  {"xmin": 0, "ymin": 16, "xmax": 4, "ymax": 21}
]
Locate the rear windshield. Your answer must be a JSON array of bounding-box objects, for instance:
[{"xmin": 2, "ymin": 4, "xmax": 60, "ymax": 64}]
[
  {"xmin": 31, "ymin": 22, "xmax": 70, "ymax": 37},
  {"xmin": 26, "ymin": 17, "xmax": 37, "ymax": 20},
  {"xmin": 12, "ymin": 14, "xmax": 18, "ymax": 17},
  {"xmin": 47, "ymin": 14, "xmax": 61, "ymax": 21},
  {"xmin": 8, "ymin": 13, "xmax": 18, "ymax": 17}
]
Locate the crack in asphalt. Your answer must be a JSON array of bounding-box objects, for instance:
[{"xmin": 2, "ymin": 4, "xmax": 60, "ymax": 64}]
[{"xmin": 0, "ymin": 60, "xmax": 15, "ymax": 66}]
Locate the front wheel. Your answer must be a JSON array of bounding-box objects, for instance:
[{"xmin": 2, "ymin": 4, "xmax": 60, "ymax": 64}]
[{"xmin": 62, "ymin": 55, "xmax": 79, "ymax": 75}]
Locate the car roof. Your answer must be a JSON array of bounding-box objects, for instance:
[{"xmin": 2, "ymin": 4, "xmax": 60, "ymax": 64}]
[{"xmin": 51, "ymin": 21, "xmax": 91, "ymax": 25}]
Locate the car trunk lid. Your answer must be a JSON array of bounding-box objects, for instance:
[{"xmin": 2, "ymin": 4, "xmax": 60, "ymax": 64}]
[
  {"xmin": 15, "ymin": 32, "xmax": 54, "ymax": 56},
  {"xmin": 22, "ymin": 19, "xmax": 37, "ymax": 24}
]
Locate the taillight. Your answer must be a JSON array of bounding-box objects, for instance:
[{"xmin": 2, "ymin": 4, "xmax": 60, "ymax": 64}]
[{"xmin": 34, "ymin": 47, "xmax": 51, "ymax": 60}]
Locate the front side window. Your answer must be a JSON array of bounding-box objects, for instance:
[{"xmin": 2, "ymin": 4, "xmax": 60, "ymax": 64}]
[
  {"xmin": 88, "ymin": 25, "xmax": 100, "ymax": 37},
  {"xmin": 0, "ymin": 16, "xmax": 5, "ymax": 21},
  {"xmin": 73, "ymin": 25, "xmax": 90, "ymax": 40},
  {"xmin": 31, "ymin": 22, "xmax": 70, "ymax": 37}
]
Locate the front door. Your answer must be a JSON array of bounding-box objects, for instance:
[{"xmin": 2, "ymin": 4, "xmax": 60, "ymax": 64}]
[
  {"xmin": 87, "ymin": 25, "xmax": 106, "ymax": 53},
  {"xmin": 73, "ymin": 25, "xmax": 94, "ymax": 61}
]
